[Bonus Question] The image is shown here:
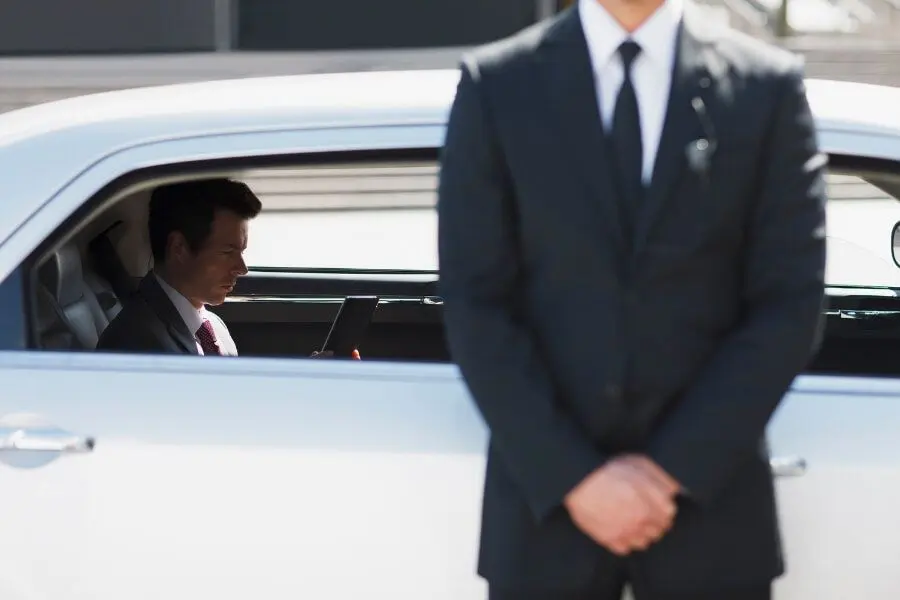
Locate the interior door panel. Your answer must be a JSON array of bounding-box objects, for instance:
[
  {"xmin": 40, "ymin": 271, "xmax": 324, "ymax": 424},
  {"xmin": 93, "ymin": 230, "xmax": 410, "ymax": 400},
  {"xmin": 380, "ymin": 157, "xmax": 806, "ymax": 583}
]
[
  {"xmin": 210, "ymin": 270, "xmax": 449, "ymax": 361},
  {"xmin": 221, "ymin": 271, "xmax": 900, "ymax": 378},
  {"xmin": 810, "ymin": 291, "xmax": 900, "ymax": 377}
]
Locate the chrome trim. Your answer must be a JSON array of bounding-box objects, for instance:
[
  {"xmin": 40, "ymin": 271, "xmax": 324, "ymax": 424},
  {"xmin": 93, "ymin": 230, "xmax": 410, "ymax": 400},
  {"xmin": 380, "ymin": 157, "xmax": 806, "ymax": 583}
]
[
  {"xmin": 771, "ymin": 456, "xmax": 807, "ymax": 478},
  {"xmin": 0, "ymin": 429, "xmax": 95, "ymax": 453}
]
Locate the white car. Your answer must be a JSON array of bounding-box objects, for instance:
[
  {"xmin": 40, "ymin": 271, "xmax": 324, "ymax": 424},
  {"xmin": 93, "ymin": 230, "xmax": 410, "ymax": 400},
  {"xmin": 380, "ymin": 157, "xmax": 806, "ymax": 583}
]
[{"xmin": 0, "ymin": 70, "xmax": 899, "ymax": 600}]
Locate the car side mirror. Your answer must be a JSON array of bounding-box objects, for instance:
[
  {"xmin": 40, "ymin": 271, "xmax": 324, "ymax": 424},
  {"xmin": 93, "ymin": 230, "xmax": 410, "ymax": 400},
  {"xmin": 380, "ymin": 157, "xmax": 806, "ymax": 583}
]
[{"xmin": 892, "ymin": 221, "xmax": 900, "ymax": 269}]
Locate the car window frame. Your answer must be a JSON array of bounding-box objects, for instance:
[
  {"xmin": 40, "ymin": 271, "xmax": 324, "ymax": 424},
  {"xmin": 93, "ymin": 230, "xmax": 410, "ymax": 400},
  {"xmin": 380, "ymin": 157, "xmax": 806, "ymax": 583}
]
[
  {"xmin": 0, "ymin": 267, "xmax": 27, "ymax": 350},
  {"xmin": 0, "ymin": 127, "xmax": 438, "ymax": 357}
]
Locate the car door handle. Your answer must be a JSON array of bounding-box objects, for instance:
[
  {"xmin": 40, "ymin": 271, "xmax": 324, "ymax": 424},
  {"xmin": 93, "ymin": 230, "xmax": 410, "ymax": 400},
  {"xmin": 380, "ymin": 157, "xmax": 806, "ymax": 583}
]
[
  {"xmin": 0, "ymin": 429, "xmax": 95, "ymax": 453},
  {"xmin": 770, "ymin": 455, "xmax": 806, "ymax": 477}
]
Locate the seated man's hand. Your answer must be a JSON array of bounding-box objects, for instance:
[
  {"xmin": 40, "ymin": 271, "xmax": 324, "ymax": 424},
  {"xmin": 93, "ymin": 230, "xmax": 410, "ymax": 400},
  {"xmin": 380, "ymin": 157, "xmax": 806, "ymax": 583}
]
[
  {"xmin": 309, "ymin": 349, "xmax": 361, "ymax": 359},
  {"xmin": 563, "ymin": 455, "xmax": 679, "ymax": 556}
]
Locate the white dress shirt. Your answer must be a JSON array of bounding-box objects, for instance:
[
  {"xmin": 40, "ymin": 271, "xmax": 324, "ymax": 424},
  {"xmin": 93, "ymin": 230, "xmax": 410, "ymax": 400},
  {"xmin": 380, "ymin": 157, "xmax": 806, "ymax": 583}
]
[
  {"xmin": 579, "ymin": 0, "xmax": 683, "ymax": 183},
  {"xmin": 153, "ymin": 272, "xmax": 237, "ymax": 355}
]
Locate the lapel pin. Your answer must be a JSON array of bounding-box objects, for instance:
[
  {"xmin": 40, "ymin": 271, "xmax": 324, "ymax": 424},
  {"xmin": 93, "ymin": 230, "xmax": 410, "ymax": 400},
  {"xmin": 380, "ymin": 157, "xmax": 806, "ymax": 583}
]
[{"xmin": 686, "ymin": 139, "xmax": 712, "ymax": 176}]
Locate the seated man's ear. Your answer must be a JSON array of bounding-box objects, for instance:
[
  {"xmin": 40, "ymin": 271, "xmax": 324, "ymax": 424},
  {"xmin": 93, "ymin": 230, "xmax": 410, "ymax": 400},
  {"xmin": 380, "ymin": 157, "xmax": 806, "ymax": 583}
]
[{"xmin": 168, "ymin": 231, "xmax": 192, "ymax": 265}]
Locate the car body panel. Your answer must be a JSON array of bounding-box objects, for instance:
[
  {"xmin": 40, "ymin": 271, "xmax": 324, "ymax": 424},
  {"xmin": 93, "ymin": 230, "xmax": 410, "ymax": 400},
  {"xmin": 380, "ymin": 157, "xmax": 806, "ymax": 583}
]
[
  {"xmin": 0, "ymin": 72, "xmax": 899, "ymax": 600},
  {"xmin": 1, "ymin": 353, "xmax": 900, "ymax": 600},
  {"xmin": 804, "ymin": 79, "xmax": 900, "ymax": 143},
  {"xmin": 769, "ymin": 375, "xmax": 900, "ymax": 599},
  {"xmin": 0, "ymin": 352, "xmax": 487, "ymax": 600}
]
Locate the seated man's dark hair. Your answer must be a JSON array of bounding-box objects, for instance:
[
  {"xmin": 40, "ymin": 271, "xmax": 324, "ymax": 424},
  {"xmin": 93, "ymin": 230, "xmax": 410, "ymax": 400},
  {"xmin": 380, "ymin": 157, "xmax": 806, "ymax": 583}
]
[{"xmin": 148, "ymin": 178, "xmax": 262, "ymax": 264}]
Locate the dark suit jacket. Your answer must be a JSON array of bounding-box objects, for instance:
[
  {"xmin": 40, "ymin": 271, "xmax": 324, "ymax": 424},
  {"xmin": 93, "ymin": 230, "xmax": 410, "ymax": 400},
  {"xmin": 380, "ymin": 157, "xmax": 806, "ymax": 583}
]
[
  {"xmin": 437, "ymin": 4, "xmax": 827, "ymax": 594},
  {"xmin": 96, "ymin": 274, "xmax": 235, "ymax": 355}
]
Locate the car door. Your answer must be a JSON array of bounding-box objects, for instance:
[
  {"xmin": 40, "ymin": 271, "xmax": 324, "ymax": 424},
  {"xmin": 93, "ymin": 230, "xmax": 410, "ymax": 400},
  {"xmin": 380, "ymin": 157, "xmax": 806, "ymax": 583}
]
[
  {"xmin": 770, "ymin": 375, "xmax": 900, "ymax": 600},
  {"xmin": 0, "ymin": 125, "xmax": 489, "ymax": 600},
  {"xmin": 0, "ymin": 395, "xmax": 93, "ymax": 599},
  {"xmin": 768, "ymin": 152, "xmax": 900, "ymax": 600},
  {"xmin": 0, "ymin": 353, "xmax": 487, "ymax": 600}
]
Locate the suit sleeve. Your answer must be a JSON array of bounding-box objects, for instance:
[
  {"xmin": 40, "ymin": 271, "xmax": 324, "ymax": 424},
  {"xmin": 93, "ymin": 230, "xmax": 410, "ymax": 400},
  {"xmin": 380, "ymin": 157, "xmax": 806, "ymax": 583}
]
[
  {"xmin": 437, "ymin": 62, "xmax": 607, "ymax": 522},
  {"xmin": 96, "ymin": 322, "xmax": 170, "ymax": 354},
  {"xmin": 647, "ymin": 65, "xmax": 827, "ymax": 504}
]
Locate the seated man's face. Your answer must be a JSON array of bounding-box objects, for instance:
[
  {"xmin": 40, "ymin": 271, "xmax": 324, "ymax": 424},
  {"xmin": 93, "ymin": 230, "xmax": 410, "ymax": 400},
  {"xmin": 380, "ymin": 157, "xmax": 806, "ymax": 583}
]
[{"xmin": 180, "ymin": 208, "xmax": 249, "ymax": 306}]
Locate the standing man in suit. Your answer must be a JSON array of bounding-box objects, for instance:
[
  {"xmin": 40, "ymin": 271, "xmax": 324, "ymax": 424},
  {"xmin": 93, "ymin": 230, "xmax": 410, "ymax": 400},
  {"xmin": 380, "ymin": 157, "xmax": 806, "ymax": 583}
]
[
  {"xmin": 437, "ymin": 0, "xmax": 827, "ymax": 598},
  {"xmin": 98, "ymin": 178, "xmax": 259, "ymax": 356}
]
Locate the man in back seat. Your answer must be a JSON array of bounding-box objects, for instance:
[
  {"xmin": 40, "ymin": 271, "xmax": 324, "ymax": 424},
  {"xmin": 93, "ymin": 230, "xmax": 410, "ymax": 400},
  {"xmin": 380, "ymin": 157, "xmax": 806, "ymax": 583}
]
[{"xmin": 97, "ymin": 178, "xmax": 259, "ymax": 356}]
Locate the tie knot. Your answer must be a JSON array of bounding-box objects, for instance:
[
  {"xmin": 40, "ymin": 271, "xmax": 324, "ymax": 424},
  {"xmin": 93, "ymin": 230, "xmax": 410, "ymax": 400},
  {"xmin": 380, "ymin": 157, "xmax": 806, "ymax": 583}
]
[
  {"xmin": 197, "ymin": 320, "xmax": 215, "ymax": 338},
  {"xmin": 618, "ymin": 40, "xmax": 641, "ymax": 71}
]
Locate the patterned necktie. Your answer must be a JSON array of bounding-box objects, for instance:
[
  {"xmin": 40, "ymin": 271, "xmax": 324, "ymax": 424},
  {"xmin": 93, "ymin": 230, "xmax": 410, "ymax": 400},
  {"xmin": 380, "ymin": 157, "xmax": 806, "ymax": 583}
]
[
  {"xmin": 610, "ymin": 40, "xmax": 644, "ymax": 245},
  {"xmin": 195, "ymin": 319, "xmax": 222, "ymax": 356}
]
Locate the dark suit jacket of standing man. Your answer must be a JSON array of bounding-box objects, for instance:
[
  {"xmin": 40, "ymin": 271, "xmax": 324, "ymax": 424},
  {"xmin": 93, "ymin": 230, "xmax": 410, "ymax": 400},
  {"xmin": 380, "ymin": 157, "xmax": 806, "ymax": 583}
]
[
  {"xmin": 97, "ymin": 273, "xmax": 238, "ymax": 356},
  {"xmin": 437, "ymin": 1, "xmax": 827, "ymax": 596}
]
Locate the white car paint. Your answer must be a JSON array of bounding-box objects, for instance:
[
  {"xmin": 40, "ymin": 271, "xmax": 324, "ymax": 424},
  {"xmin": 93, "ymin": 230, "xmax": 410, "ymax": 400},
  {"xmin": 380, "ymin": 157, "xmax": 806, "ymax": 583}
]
[
  {"xmin": 0, "ymin": 353, "xmax": 488, "ymax": 600},
  {"xmin": 0, "ymin": 71, "xmax": 897, "ymax": 600}
]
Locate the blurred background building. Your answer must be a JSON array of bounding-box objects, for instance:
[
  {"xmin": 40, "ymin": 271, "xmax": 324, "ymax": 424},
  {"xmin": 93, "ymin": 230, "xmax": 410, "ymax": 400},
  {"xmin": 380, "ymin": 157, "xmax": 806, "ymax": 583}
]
[
  {"xmin": 1, "ymin": 0, "xmax": 898, "ymax": 53},
  {"xmin": 0, "ymin": 0, "xmax": 897, "ymax": 111}
]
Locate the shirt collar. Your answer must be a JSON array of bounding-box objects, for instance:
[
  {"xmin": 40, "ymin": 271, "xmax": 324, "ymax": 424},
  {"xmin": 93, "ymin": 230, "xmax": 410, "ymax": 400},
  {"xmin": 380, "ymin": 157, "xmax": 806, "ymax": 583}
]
[
  {"xmin": 579, "ymin": 0, "xmax": 683, "ymax": 74},
  {"xmin": 153, "ymin": 271, "xmax": 206, "ymax": 336}
]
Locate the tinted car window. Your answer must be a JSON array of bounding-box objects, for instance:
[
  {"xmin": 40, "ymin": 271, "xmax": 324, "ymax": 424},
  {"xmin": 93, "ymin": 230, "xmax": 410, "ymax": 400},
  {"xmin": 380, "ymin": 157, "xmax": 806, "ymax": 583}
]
[
  {"xmin": 825, "ymin": 170, "xmax": 900, "ymax": 289},
  {"xmin": 241, "ymin": 163, "xmax": 900, "ymax": 289}
]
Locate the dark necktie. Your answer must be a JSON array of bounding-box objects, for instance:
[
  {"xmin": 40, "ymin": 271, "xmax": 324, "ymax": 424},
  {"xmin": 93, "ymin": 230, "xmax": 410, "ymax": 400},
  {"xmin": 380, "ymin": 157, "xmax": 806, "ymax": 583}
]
[
  {"xmin": 196, "ymin": 319, "xmax": 222, "ymax": 356},
  {"xmin": 610, "ymin": 40, "xmax": 644, "ymax": 243}
]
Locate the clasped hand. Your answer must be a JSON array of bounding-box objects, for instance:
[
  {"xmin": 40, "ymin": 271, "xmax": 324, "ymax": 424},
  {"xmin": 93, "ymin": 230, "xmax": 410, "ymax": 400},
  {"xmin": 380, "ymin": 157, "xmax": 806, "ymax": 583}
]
[{"xmin": 563, "ymin": 455, "xmax": 681, "ymax": 556}]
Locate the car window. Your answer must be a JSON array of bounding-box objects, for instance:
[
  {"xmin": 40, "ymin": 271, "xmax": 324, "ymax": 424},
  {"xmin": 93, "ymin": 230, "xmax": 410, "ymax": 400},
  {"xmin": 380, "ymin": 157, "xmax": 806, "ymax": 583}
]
[
  {"xmin": 244, "ymin": 162, "xmax": 900, "ymax": 290},
  {"xmin": 243, "ymin": 161, "xmax": 438, "ymax": 271},
  {"xmin": 825, "ymin": 170, "xmax": 900, "ymax": 289}
]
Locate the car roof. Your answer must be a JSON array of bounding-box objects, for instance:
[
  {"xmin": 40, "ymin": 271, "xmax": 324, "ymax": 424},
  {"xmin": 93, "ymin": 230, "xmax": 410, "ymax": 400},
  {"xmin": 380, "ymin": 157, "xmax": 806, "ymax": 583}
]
[
  {"xmin": 0, "ymin": 70, "xmax": 458, "ymax": 250},
  {"xmin": 0, "ymin": 70, "xmax": 459, "ymax": 148},
  {"xmin": 804, "ymin": 78, "xmax": 900, "ymax": 139},
  {"xmin": 1, "ymin": 69, "xmax": 899, "ymax": 148}
]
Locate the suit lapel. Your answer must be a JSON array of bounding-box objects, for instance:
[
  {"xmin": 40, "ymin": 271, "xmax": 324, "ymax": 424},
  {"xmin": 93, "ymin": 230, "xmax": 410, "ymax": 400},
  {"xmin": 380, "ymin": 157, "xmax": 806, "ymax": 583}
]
[
  {"xmin": 633, "ymin": 8, "xmax": 724, "ymax": 254},
  {"xmin": 537, "ymin": 7, "xmax": 625, "ymax": 254},
  {"xmin": 138, "ymin": 275, "xmax": 200, "ymax": 355}
]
